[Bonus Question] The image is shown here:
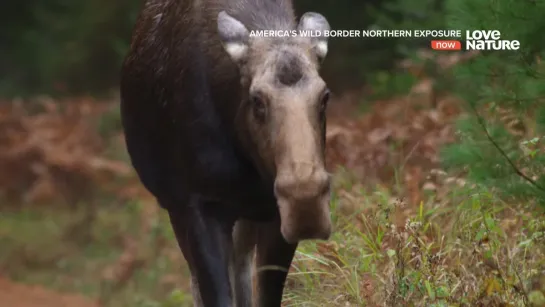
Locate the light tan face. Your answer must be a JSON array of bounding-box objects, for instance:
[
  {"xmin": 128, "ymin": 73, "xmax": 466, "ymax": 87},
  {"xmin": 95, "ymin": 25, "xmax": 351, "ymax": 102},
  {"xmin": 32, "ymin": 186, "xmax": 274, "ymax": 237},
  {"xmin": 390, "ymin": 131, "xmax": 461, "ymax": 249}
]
[
  {"xmin": 246, "ymin": 45, "xmax": 331, "ymax": 243},
  {"xmin": 218, "ymin": 11, "xmax": 332, "ymax": 243}
]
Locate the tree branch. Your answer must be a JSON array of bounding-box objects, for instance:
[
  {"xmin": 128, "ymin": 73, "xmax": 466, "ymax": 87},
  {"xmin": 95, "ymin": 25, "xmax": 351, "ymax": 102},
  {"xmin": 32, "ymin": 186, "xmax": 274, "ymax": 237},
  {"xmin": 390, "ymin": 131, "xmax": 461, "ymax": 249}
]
[{"xmin": 468, "ymin": 102, "xmax": 545, "ymax": 192}]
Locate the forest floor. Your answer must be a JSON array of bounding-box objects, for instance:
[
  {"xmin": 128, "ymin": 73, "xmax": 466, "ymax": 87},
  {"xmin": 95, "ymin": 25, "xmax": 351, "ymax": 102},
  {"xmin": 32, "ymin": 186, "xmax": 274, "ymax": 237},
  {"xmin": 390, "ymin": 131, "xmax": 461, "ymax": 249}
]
[
  {"xmin": 0, "ymin": 56, "xmax": 543, "ymax": 306},
  {"xmin": 0, "ymin": 276, "xmax": 99, "ymax": 307}
]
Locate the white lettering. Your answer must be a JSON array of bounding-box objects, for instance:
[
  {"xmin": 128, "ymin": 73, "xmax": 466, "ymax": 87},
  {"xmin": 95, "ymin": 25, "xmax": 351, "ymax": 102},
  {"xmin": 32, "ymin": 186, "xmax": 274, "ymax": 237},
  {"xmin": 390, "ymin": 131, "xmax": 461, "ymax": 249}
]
[
  {"xmin": 466, "ymin": 30, "xmax": 500, "ymax": 40},
  {"xmin": 361, "ymin": 30, "xmax": 411, "ymax": 37},
  {"xmin": 464, "ymin": 30, "xmax": 520, "ymax": 51},
  {"xmin": 414, "ymin": 30, "xmax": 461, "ymax": 37},
  {"xmin": 466, "ymin": 40, "xmax": 520, "ymax": 50},
  {"xmin": 324, "ymin": 30, "xmax": 361, "ymax": 37},
  {"xmin": 249, "ymin": 30, "xmax": 297, "ymax": 37}
]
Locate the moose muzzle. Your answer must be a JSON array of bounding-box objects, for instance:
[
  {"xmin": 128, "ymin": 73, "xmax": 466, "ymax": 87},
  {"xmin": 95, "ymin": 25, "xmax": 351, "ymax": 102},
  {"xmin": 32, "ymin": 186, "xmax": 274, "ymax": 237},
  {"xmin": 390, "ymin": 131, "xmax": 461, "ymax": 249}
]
[{"xmin": 274, "ymin": 163, "xmax": 332, "ymax": 244}]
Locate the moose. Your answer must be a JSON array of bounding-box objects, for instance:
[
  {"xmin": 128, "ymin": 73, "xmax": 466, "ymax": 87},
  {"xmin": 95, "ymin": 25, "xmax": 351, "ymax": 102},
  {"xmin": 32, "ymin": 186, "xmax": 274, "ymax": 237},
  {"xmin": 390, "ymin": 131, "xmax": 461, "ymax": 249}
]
[{"xmin": 120, "ymin": 0, "xmax": 332, "ymax": 305}]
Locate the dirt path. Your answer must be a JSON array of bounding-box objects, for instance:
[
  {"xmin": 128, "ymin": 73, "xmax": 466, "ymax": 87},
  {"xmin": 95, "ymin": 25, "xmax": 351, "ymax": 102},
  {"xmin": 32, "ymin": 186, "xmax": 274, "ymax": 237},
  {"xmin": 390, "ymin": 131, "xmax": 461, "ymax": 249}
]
[{"xmin": 0, "ymin": 276, "xmax": 100, "ymax": 307}]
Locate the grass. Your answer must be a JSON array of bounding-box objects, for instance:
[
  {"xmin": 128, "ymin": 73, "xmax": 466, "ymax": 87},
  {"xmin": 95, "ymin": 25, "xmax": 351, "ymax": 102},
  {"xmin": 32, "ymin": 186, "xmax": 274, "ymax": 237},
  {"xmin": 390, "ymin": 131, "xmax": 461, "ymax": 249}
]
[
  {"xmin": 0, "ymin": 171, "xmax": 544, "ymax": 306},
  {"xmin": 0, "ymin": 198, "xmax": 193, "ymax": 307},
  {"xmin": 287, "ymin": 177, "xmax": 545, "ymax": 306}
]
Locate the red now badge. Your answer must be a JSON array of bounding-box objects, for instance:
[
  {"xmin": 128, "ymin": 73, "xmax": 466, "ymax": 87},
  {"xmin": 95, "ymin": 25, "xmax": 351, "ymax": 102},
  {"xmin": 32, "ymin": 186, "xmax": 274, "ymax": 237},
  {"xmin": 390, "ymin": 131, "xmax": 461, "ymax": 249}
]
[{"xmin": 431, "ymin": 40, "xmax": 462, "ymax": 50}]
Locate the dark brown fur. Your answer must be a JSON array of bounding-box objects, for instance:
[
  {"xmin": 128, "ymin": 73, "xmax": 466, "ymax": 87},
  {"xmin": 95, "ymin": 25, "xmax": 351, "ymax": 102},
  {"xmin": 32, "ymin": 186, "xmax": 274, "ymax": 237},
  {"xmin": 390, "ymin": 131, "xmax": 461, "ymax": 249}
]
[
  {"xmin": 120, "ymin": 0, "xmax": 332, "ymax": 306},
  {"xmin": 275, "ymin": 51, "xmax": 304, "ymax": 85}
]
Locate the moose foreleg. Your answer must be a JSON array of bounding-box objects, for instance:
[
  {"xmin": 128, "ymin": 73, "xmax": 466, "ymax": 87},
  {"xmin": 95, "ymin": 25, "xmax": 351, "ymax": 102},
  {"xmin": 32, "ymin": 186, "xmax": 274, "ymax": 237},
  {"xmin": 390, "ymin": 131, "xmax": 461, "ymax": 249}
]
[
  {"xmin": 231, "ymin": 219, "xmax": 257, "ymax": 307},
  {"xmin": 166, "ymin": 196, "xmax": 235, "ymax": 307},
  {"xmin": 254, "ymin": 219, "xmax": 297, "ymax": 307}
]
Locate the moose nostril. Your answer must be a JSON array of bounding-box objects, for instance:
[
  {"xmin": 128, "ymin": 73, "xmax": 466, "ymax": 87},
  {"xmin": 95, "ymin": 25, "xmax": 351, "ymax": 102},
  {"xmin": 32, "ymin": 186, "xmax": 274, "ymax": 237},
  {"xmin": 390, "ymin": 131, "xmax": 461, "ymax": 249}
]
[
  {"xmin": 274, "ymin": 179, "xmax": 291, "ymax": 199},
  {"xmin": 319, "ymin": 174, "xmax": 331, "ymax": 197}
]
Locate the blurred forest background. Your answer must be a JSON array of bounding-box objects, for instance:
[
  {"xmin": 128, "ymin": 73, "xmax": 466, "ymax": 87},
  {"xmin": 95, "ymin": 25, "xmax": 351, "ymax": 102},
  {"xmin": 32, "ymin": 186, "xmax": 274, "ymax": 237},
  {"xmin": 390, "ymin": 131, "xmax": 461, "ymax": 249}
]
[{"xmin": 0, "ymin": 0, "xmax": 544, "ymax": 306}]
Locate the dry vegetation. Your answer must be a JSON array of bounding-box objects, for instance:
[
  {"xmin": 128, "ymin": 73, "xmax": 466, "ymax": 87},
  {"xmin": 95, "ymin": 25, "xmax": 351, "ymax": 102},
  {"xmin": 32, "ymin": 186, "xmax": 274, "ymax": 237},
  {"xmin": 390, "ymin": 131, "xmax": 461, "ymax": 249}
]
[{"xmin": 0, "ymin": 54, "xmax": 544, "ymax": 307}]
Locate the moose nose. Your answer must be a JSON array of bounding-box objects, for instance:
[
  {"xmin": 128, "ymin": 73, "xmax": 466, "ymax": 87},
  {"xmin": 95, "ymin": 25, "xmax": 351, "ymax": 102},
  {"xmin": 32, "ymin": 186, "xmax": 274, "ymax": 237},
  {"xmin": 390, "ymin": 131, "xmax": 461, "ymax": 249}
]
[
  {"xmin": 274, "ymin": 170, "xmax": 331, "ymax": 201},
  {"xmin": 274, "ymin": 165, "xmax": 332, "ymax": 243}
]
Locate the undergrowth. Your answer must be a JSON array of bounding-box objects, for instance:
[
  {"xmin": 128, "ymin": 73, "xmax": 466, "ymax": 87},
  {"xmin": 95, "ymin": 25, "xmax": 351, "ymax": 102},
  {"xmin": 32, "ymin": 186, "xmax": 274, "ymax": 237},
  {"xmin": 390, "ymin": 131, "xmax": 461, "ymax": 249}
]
[
  {"xmin": 287, "ymin": 172, "xmax": 545, "ymax": 306},
  {"xmin": 1, "ymin": 169, "xmax": 544, "ymax": 306}
]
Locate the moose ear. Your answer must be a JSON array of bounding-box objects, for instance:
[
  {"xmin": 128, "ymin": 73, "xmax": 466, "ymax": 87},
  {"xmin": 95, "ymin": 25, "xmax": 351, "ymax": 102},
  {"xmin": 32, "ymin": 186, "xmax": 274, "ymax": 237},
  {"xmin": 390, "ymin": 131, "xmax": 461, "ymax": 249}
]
[
  {"xmin": 297, "ymin": 12, "xmax": 330, "ymax": 61},
  {"xmin": 217, "ymin": 11, "xmax": 250, "ymax": 63}
]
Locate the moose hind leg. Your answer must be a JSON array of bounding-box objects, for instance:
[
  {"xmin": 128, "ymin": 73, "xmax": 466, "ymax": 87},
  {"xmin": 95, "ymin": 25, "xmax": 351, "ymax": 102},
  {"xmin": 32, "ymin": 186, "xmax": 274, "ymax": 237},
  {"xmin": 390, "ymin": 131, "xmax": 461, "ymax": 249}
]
[
  {"xmin": 254, "ymin": 219, "xmax": 298, "ymax": 307},
  {"xmin": 166, "ymin": 196, "xmax": 235, "ymax": 307},
  {"xmin": 190, "ymin": 276, "xmax": 205, "ymax": 307}
]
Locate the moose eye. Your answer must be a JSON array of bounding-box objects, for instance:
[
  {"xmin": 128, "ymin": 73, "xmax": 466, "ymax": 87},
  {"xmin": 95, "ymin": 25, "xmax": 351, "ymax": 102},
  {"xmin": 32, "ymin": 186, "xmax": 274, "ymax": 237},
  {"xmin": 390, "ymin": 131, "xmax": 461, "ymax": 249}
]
[
  {"xmin": 319, "ymin": 89, "xmax": 331, "ymax": 113},
  {"xmin": 250, "ymin": 93, "xmax": 267, "ymax": 120}
]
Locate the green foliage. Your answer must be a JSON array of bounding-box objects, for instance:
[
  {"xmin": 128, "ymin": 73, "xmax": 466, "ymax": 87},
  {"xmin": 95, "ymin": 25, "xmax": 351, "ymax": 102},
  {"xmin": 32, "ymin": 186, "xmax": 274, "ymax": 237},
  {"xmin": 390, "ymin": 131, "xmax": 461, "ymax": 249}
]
[
  {"xmin": 0, "ymin": 0, "xmax": 139, "ymax": 97},
  {"xmin": 347, "ymin": 0, "xmax": 447, "ymax": 97},
  {"xmin": 369, "ymin": 0, "xmax": 445, "ymax": 51},
  {"xmin": 441, "ymin": 0, "xmax": 545, "ymax": 207},
  {"xmin": 365, "ymin": 70, "xmax": 418, "ymax": 101}
]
